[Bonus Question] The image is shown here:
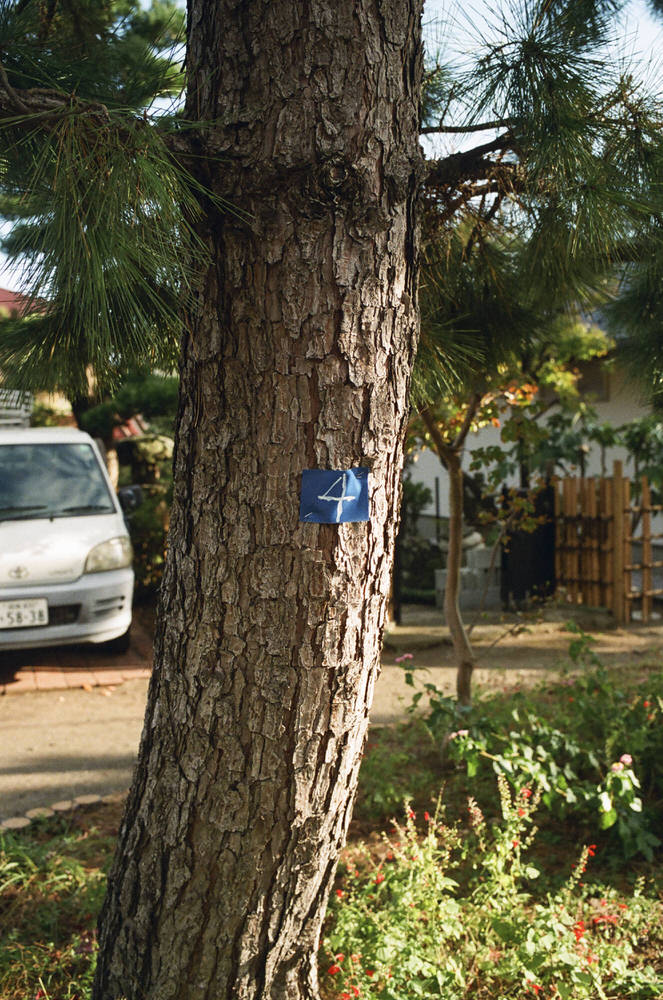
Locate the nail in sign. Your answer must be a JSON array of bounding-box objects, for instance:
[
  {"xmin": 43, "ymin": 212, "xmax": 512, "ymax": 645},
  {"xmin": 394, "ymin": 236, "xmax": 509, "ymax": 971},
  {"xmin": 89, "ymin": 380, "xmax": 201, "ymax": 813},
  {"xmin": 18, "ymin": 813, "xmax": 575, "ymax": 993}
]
[{"xmin": 299, "ymin": 468, "xmax": 369, "ymax": 523}]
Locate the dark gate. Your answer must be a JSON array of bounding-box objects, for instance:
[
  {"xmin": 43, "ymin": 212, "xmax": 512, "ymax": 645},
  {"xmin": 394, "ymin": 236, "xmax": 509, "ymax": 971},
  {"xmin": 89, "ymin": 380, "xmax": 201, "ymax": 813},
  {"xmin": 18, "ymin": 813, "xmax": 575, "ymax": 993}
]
[{"xmin": 501, "ymin": 484, "xmax": 556, "ymax": 609}]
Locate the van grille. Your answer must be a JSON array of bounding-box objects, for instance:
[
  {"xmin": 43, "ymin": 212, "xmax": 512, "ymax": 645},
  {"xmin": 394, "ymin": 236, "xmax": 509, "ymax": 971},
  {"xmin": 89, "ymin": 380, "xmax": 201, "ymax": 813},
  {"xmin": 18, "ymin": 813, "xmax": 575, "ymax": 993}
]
[{"xmin": 48, "ymin": 604, "xmax": 81, "ymax": 626}]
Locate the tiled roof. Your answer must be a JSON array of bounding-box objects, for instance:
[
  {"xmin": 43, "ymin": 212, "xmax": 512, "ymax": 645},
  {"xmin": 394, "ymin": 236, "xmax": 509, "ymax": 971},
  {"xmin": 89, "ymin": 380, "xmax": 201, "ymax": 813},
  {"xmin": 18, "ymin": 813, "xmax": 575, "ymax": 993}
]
[{"xmin": 0, "ymin": 287, "xmax": 43, "ymax": 315}]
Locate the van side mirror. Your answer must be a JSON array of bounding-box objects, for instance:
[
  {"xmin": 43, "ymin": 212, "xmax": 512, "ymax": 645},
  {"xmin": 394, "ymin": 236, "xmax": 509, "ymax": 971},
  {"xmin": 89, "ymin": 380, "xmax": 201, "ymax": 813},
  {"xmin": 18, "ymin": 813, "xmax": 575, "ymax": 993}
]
[{"xmin": 118, "ymin": 485, "xmax": 144, "ymax": 514}]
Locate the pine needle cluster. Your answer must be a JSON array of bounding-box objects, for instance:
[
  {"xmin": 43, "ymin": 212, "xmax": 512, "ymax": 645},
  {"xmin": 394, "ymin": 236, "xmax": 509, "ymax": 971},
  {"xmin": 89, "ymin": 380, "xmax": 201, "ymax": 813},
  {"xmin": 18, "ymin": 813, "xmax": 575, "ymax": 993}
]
[{"xmin": 0, "ymin": 0, "xmax": 208, "ymax": 397}]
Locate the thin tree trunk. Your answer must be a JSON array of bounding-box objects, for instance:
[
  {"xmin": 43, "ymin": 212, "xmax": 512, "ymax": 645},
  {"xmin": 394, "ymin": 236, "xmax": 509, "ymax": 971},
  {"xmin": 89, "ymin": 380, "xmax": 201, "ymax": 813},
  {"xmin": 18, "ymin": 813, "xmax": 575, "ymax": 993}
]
[
  {"xmin": 443, "ymin": 448, "xmax": 476, "ymax": 705},
  {"xmin": 420, "ymin": 404, "xmax": 478, "ymax": 706},
  {"xmin": 93, "ymin": 2, "xmax": 423, "ymax": 999}
]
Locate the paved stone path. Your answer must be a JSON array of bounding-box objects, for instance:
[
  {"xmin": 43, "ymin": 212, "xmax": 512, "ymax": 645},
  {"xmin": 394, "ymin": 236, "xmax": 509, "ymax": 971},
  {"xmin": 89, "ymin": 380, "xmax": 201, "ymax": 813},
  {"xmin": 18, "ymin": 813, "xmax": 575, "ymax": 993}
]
[{"xmin": 0, "ymin": 625, "xmax": 153, "ymax": 825}]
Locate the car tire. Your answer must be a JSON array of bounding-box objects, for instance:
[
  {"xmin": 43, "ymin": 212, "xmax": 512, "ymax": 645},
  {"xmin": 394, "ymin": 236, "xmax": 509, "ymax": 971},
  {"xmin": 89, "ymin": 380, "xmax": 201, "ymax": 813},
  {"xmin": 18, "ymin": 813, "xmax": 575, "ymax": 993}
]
[{"xmin": 105, "ymin": 627, "xmax": 131, "ymax": 655}]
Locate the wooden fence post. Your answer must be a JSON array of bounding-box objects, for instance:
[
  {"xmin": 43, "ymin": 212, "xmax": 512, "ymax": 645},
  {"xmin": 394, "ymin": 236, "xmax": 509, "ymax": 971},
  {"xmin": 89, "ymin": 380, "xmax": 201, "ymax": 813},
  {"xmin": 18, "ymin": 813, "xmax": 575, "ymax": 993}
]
[
  {"xmin": 579, "ymin": 478, "xmax": 587, "ymax": 604},
  {"xmin": 642, "ymin": 476, "xmax": 652, "ymax": 624},
  {"xmin": 553, "ymin": 477, "xmax": 561, "ymax": 594},
  {"xmin": 587, "ymin": 478, "xmax": 599, "ymax": 607},
  {"xmin": 623, "ymin": 474, "xmax": 631, "ymax": 624},
  {"xmin": 601, "ymin": 475, "xmax": 611, "ymax": 612},
  {"xmin": 568, "ymin": 476, "xmax": 578, "ymax": 604},
  {"xmin": 612, "ymin": 460, "xmax": 626, "ymax": 624}
]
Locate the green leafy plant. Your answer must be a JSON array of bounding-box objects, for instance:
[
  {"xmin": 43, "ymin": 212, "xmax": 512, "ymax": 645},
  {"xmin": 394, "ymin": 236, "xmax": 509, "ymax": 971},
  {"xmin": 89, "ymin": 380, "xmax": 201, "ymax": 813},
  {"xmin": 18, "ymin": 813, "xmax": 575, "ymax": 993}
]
[
  {"xmin": 127, "ymin": 485, "xmax": 171, "ymax": 598},
  {"xmin": 406, "ymin": 627, "xmax": 663, "ymax": 859},
  {"xmin": 322, "ymin": 783, "xmax": 663, "ymax": 999}
]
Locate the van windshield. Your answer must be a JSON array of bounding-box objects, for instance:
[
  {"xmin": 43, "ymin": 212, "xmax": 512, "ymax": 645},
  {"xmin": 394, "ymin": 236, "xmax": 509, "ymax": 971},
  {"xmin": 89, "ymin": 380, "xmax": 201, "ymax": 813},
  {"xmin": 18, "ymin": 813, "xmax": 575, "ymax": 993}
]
[{"xmin": 0, "ymin": 443, "xmax": 116, "ymax": 520}]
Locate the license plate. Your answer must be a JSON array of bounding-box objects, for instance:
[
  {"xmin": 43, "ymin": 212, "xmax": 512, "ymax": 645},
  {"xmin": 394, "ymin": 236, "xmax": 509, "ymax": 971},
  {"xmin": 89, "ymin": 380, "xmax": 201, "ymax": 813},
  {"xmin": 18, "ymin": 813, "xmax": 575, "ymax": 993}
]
[{"xmin": 0, "ymin": 599, "xmax": 49, "ymax": 629}]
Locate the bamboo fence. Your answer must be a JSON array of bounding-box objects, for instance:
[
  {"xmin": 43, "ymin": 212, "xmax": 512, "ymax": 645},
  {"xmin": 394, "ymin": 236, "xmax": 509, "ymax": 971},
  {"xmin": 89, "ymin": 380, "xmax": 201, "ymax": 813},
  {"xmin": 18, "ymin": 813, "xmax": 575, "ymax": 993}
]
[{"xmin": 554, "ymin": 460, "xmax": 663, "ymax": 624}]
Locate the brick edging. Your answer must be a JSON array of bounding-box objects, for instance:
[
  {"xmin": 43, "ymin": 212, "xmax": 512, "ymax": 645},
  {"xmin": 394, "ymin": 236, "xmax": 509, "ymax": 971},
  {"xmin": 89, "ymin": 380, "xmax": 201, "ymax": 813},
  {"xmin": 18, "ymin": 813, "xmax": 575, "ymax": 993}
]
[
  {"xmin": 0, "ymin": 665, "xmax": 151, "ymax": 696},
  {"xmin": 0, "ymin": 790, "xmax": 128, "ymax": 831}
]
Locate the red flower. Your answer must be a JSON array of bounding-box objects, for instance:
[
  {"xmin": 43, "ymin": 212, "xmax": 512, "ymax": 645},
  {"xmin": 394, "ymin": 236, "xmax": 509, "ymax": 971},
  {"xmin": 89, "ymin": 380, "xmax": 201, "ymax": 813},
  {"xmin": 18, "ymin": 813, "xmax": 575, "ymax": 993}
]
[
  {"xmin": 424, "ymin": 811, "xmax": 431, "ymax": 822},
  {"xmin": 328, "ymin": 965, "xmax": 341, "ymax": 975},
  {"xmin": 512, "ymin": 839, "xmax": 519, "ymax": 848},
  {"xmin": 573, "ymin": 920, "xmax": 586, "ymax": 942},
  {"xmin": 336, "ymin": 953, "xmax": 345, "ymax": 962},
  {"xmin": 643, "ymin": 700, "xmax": 651, "ymax": 707},
  {"xmin": 529, "ymin": 984, "xmax": 542, "ymax": 995},
  {"xmin": 618, "ymin": 903, "xmax": 628, "ymax": 910},
  {"xmin": 366, "ymin": 970, "xmax": 374, "ymax": 977},
  {"xmin": 518, "ymin": 807, "xmax": 526, "ymax": 817},
  {"xmin": 336, "ymin": 889, "xmax": 344, "ymax": 898},
  {"xmin": 341, "ymin": 994, "xmax": 351, "ymax": 999},
  {"xmin": 521, "ymin": 788, "xmax": 532, "ymax": 799},
  {"xmin": 351, "ymin": 987, "xmax": 360, "ymax": 996},
  {"xmin": 374, "ymin": 872, "xmax": 385, "ymax": 884},
  {"xmin": 408, "ymin": 809, "xmax": 416, "ymax": 819},
  {"xmin": 587, "ymin": 844, "xmax": 597, "ymax": 857},
  {"xmin": 593, "ymin": 913, "xmax": 617, "ymax": 926}
]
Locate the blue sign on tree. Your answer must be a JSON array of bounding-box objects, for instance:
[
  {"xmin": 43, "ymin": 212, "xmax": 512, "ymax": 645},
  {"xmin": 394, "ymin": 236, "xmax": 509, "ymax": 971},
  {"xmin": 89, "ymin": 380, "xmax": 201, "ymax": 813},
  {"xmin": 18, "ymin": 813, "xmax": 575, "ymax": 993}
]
[{"xmin": 299, "ymin": 468, "xmax": 370, "ymax": 523}]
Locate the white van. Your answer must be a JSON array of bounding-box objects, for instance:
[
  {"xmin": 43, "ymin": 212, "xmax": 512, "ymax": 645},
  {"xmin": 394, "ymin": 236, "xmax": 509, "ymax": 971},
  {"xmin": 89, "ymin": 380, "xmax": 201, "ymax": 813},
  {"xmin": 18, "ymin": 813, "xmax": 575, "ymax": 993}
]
[{"xmin": 0, "ymin": 427, "xmax": 136, "ymax": 652}]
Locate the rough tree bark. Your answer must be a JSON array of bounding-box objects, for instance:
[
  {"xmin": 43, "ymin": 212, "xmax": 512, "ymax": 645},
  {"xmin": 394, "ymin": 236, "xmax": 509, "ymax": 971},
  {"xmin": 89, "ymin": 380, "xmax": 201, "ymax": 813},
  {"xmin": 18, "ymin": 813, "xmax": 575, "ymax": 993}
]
[{"xmin": 93, "ymin": 2, "xmax": 423, "ymax": 998}]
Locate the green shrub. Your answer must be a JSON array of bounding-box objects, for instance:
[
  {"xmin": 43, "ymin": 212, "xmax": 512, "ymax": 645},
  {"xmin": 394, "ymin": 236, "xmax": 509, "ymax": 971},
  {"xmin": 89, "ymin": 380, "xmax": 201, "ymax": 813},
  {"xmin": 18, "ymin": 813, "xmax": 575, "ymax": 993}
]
[
  {"xmin": 127, "ymin": 484, "xmax": 170, "ymax": 598},
  {"xmin": 407, "ymin": 626, "xmax": 663, "ymax": 860},
  {"xmin": 79, "ymin": 373, "xmax": 179, "ymax": 440},
  {"xmin": 322, "ymin": 781, "xmax": 663, "ymax": 1000}
]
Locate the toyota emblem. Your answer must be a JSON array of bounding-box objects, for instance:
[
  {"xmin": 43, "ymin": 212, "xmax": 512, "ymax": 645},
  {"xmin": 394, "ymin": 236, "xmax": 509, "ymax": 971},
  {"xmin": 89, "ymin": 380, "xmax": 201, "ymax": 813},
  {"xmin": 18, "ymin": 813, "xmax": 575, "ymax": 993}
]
[{"xmin": 8, "ymin": 565, "xmax": 29, "ymax": 580}]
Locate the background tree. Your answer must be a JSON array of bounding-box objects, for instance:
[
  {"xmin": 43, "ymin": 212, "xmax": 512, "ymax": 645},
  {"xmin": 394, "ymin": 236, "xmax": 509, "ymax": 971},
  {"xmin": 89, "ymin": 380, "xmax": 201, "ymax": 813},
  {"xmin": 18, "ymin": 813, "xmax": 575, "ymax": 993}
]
[
  {"xmin": 1, "ymin": 1, "xmax": 663, "ymax": 998},
  {"xmin": 411, "ymin": 273, "xmax": 614, "ymax": 704},
  {"xmin": 404, "ymin": 0, "xmax": 663, "ymax": 704}
]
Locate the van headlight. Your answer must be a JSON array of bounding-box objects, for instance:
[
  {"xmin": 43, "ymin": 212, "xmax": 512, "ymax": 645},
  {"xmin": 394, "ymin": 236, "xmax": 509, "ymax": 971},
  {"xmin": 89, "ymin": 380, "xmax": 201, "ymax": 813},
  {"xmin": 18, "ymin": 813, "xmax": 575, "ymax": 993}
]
[{"xmin": 85, "ymin": 537, "xmax": 133, "ymax": 573}]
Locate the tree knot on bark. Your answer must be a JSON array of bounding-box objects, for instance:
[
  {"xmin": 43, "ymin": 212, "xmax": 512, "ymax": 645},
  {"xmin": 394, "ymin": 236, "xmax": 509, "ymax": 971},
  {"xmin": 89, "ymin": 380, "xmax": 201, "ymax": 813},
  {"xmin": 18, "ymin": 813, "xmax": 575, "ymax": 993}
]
[{"xmin": 301, "ymin": 155, "xmax": 367, "ymax": 216}]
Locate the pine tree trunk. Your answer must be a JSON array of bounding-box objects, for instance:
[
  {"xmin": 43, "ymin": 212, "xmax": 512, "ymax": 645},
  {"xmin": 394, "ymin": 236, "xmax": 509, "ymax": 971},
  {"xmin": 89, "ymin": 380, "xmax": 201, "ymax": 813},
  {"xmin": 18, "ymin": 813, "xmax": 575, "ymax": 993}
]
[{"xmin": 93, "ymin": 2, "xmax": 422, "ymax": 998}]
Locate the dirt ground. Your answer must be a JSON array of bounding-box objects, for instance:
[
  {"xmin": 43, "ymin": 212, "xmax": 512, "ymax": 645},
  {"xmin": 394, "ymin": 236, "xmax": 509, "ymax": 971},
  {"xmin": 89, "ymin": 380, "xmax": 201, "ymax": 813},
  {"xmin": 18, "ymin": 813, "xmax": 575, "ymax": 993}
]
[
  {"xmin": 371, "ymin": 604, "xmax": 663, "ymax": 722},
  {"xmin": 2, "ymin": 603, "xmax": 662, "ymax": 819}
]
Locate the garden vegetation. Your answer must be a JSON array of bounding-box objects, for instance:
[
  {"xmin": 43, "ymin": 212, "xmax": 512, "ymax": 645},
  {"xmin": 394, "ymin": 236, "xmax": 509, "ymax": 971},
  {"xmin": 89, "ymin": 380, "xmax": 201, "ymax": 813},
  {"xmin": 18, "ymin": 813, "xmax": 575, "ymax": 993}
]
[{"xmin": 2, "ymin": 633, "xmax": 661, "ymax": 1000}]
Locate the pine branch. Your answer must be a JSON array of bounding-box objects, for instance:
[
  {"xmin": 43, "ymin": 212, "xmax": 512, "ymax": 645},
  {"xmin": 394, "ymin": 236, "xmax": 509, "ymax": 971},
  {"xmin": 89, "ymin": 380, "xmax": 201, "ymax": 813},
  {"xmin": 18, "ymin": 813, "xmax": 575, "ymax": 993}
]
[
  {"xmin": 424, "ymin": 134, "xmax": 515, "ymax": 188},
  {"xmin": 421, "ymin": 119, "xmax": 512, "ymax": 135},
  {"xmin": 0, "ymin": 57, "xmax": 28, "ymax": 114},
  {"xmin": 0, "ymin": 74, "xmax": 194, "ymax": 160},
  {"xmin": 434, "ymin": 183, "xmax": 504, "ymax": 225}
]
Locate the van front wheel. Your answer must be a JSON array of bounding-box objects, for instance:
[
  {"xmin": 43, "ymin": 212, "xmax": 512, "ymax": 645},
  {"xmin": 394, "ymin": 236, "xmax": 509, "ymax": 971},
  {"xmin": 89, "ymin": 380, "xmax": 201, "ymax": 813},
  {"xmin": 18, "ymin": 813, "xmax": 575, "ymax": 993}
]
[{"xmin": 104, "ymin": 627, "xmax": 131, "ymax": 655}]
